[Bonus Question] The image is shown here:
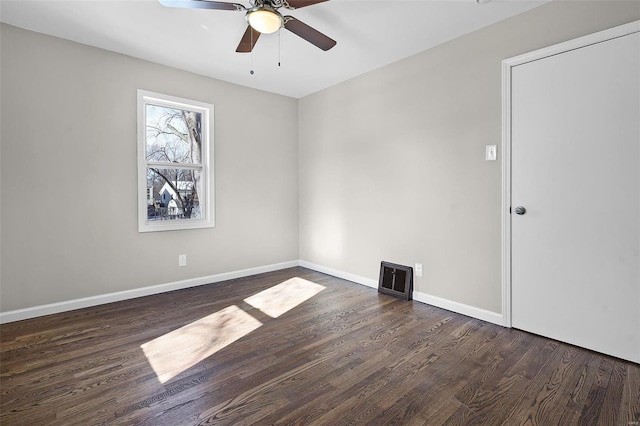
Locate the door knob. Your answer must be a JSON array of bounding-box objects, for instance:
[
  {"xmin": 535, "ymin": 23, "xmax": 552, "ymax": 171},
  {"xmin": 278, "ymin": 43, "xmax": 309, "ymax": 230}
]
[{"xmin": 514, "ymin": 206, "xmax": 526, "ymax": 215}]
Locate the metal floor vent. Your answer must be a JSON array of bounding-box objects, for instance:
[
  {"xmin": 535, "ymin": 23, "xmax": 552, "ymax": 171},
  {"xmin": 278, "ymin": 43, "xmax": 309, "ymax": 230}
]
[{"xmin": 378, "ymin": 261, "xmax": 413, "ymax": 300}]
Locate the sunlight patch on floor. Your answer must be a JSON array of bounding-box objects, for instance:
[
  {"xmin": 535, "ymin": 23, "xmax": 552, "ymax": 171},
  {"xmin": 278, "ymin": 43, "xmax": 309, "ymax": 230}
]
[
  {"xmin": 141, "ymin": 305, "xmax": 262, "ymax": 383},
  {"xmin": 244, "ymin": 277, "xmax": 326, "ymax": 318}
]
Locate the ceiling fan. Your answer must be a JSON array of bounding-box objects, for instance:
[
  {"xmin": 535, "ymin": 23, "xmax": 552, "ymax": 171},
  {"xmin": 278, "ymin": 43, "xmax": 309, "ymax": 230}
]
[{"xmin": 159, "ymin": 0, "xmax": 337, "ymax": 53}]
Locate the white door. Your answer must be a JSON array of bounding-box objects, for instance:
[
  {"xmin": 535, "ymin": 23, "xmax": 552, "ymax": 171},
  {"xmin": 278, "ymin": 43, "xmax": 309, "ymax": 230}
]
[{"xmin": 509, "ymin": 28, "xmax": 640, "ymax": 363}]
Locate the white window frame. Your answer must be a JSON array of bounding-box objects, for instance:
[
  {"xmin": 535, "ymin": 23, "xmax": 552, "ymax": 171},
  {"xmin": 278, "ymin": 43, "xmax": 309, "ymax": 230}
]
[{"xmin": 137, "ymin": 90, "xmax": 215, "ymax": 232}]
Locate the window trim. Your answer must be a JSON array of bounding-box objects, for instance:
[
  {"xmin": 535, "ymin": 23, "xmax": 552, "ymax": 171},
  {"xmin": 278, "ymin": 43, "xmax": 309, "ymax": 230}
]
[{"xmin": 137, "ymin": 89, "xmax": 215, "ymax": 232}]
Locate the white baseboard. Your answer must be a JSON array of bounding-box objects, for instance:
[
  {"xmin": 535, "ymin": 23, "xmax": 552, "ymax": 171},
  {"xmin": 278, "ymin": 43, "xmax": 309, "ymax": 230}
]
[
  {"xmin": 299, "ymin": 260, "xmax": 379, "ymax": 288},
  {"xmin": 1, "ymin": 259, "xmax": 504, "ymax": 327},
  {"xmin": 0, "ymin": 260, "xmax": 299, "ymax": 324},
  {"xmin": 299, "ymin": 260, "xmax": 503, "ymax": 326},
  {"xmin": 412, "ymin": 291, "xmax": 503, "ymax": 325}
]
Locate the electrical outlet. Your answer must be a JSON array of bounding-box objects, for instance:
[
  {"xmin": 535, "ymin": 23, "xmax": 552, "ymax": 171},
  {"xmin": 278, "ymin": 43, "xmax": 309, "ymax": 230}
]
[
  {"xmin": 415, "ymin": 263, "xmax": 423, "ymax": 277},
  {"xmin": 178, "ymin": 254, "xmax": 187, "ymax": 267}
]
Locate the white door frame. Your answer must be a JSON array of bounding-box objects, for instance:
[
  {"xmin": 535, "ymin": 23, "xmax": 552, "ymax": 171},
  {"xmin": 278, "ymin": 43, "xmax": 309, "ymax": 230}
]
[{"xmin": 501, "ymin": 20, "xmax": 640, "ymax": 328}]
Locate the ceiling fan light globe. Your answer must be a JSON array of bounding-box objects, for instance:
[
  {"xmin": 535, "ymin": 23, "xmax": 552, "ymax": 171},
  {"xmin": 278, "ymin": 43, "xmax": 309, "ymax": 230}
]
[{"xmin": 247, "ymin": 8, "xmax": 283, "ymax": 34}]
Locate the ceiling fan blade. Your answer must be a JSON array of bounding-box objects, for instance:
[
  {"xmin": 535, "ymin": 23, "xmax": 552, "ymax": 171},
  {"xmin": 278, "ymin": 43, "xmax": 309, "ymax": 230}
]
[
  {"xmin": 236, "ymin": 25, "xmax": 261, "ymax": 53},
  {"xmin": 158, "ymin": 0, "xmax": 245, "ymax": 11},
  {"xmin": 283, "ymin": 16, "xmax": 336, "ymax": 51},
  {"xmin": 283, "ymin": 0, "xmax": 329, "ymax": 9}
]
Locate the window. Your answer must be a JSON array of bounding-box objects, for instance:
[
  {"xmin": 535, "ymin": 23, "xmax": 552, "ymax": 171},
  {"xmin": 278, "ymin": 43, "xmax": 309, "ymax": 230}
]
[{"xmin": 137, "ymin": 90, "xmax": 214, "ymax": 232}]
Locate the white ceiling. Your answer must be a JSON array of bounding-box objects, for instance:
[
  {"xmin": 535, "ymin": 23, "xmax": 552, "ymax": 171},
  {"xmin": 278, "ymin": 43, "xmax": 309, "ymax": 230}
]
[{"xmin": 0, "ymin": 0, "xmax": 548, "ymax": 98}]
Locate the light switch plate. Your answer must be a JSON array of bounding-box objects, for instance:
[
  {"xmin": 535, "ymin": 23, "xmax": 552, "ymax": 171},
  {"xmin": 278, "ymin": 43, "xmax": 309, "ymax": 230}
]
[{"xmin": 486, "ymin": 145, "xmax": 497, "ymax": 161}]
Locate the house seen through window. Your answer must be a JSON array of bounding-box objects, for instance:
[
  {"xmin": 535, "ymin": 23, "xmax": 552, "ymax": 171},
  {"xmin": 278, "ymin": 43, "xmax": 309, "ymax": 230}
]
[{"xmin": 137, "ymin": 90, "xmax": 214, "ymax": 232}]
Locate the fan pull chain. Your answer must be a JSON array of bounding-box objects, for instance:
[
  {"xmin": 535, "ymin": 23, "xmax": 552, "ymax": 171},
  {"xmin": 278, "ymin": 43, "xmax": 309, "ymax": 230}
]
[
  {"xmin": 278, "ymin": 28, "xmax": 281, "ymax": 67},
  {"xmin": 250, "ymin": 28, "xmax": 255, "ymax": 75}
]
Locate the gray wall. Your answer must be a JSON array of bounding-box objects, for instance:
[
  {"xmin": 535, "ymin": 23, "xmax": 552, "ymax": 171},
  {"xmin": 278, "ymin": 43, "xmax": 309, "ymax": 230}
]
[
  {"xmin": 1, "ymin": 24, "xmax": 299, "ymax": 311},
  {"xmin": 2, "ymin": 1, "xmax": 639, "ymax": 316},
  {"xmin": 298, "ymin": 1, "xmax": 640, "ymax": 314}
]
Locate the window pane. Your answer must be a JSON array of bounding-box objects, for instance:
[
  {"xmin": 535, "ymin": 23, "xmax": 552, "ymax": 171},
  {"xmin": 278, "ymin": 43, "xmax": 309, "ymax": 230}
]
[
  {"xmin": 145, "ymin": 104, "xmax": 202, "ymax": 164},
  {"xmin": 138, "ymin": 90, "xmax": 214, "ymax": 232},
  {"xmin": 146, "ymin": 167, "xmax": 202, "ymax": 221}
]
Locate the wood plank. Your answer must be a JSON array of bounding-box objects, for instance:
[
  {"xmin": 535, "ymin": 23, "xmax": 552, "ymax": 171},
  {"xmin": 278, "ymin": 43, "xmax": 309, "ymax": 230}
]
[
  {"xmin": 598, "ymin": 360, "xmax": 627, "ymax": 425},
  {"xmin": 620, "ymin": 360, "xmax": 640, "ymax": 425},
  {"xmin": 501, "ymin": 344, "xmax": 592, "ymax": 424},
  {"xmin": 2, "ymin": 267, "xmax": 639, "ymax": 425}
]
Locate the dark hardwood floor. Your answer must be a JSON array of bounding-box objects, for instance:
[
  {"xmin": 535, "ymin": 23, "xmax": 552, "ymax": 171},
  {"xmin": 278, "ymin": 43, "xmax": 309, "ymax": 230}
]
[{"xmin": 1, "ymin": 267, "xmax": 638, "ymax": 425}]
